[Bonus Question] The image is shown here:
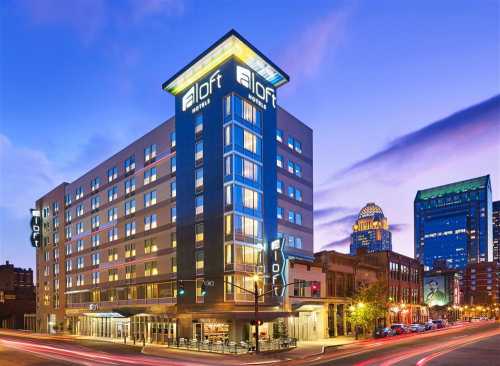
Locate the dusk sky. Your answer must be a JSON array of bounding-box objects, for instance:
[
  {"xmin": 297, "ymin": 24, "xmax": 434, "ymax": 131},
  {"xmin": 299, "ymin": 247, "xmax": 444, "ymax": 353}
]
[{"xmin": 1, "ymin": 0, "xmax": 499, "ymax": 271}]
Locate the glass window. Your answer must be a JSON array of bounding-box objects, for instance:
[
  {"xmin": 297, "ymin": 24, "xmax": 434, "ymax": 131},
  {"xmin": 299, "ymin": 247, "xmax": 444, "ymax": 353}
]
[
  {"xmin": 224, "ymin": 125, "xmax": 232, "ymax": 146},
  {"xmin": 276, "ymin": 129, "xmax": 283, "ymax": 143},
  {"xmin": 287, "ymin": 137, "xmax": 294, "ymax": 150},
  {"xmin": 277, "ymin": 155, "xmax": 283, "ymax": 168},
  {"xmin": 144, "ymin": 239, "xmax": 158, "ymax": 254},
  {"xmin": 195, "ymin": 141, "xmax": 203, "ymax": 161},
  {"xmin": 170, "ymin": 180, "xmax": 176, "ymax": 198},
  {"xmin": 195, "ymin": 195, "xmax": 204, "ymax": 215},
  {"xmin": 277, "ymin": 180, "xmax": 283, "ymax": 194},
  {"xmin": 124, "ymin": 155, "xmax": 135, "ymax": 172},
  {"xmin": 195, "ymin": 223, "xmax": 204, "ymax": 242},
  {"xmin": 125, "ymin": 221, "xmax": 136, "ymax": 237},
  {"xmin": 288, "ymin": 186, "xmax": 295, "ymax": 199},
  {"xmin": 195, "ymin": 114, "xmax": 203, "ymax": 134},
  {"xmin": 144, "ymin": 190, "xmax": 157, "ymax": 208},
  {"xmin": 195, "ymin": 168, "xmax": 203, "ymax": 189},
  {"xmin": 243, "ymin": 130, "xmax": 257, "ymax": 153},
  {"xmin": 171, "ymin": 207, "xmax": 176, "ymax": 223},
  {"xmin": 107, "ymin": 167, "xmax": 118, "ymax": 182},
  {"xmin": 144, "ymin": 214, "xmax": 157, "ymax": 231},
  {"xmin": 124, "ymin": 198, "xmax": 136, "ymax": 215},
  {"xmin": 170, "ymin": 132, "xmax": 176, "ymax": 148},
  {"xmin": 277, "ymin": 207, "xmax": 284, "ymax": 219},
  {"xmin": 144, "ymin": 144, "xmax": 157, "ymax": 162},
  {"xmin": 144, "ymin": 167, "xmax": 157, "ymax": 185},
  {"xmin": 171, "ymin": 156, "xmax": 176, "ymax": 173}
]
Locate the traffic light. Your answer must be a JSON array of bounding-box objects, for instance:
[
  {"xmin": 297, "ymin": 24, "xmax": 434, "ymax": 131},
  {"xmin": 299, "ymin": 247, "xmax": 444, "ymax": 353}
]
[
  {"xmin": 310, "ymin": 281, "xmax": 319, "ymax": 296},
  {"xmin": 251, "ymin": 320, "xmax": 263, "ymax": 326},
  {"xmin": 178, "ymin": 281, "xmax": 185, "ymax": 296},
  {"xmin": 201, "ymin": 282, "xmax": 207, "ymax": 296}
]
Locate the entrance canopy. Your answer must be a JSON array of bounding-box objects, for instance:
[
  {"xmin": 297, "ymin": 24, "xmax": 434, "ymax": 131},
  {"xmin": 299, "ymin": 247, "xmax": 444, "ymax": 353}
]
[{"xmin": 82, "ymin": 312, "xmax": 125, "ymax": 318}]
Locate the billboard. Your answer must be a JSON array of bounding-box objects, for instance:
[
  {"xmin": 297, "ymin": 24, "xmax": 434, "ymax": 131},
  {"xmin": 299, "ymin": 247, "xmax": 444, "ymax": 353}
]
[{"xmin": 424, "ymin": 275, "xmax": 449, "ymax": 307}]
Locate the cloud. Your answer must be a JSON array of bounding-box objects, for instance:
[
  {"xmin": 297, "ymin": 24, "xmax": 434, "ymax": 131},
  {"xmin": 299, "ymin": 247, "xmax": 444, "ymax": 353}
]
[
  {"xmin": 314, "ymin": 205, "xmax": 357, "ymax": 220},
  {"xmin": 321, "ymin": 236, "xmax": 351, "ymax": 251},
  {"xmin": 317, "ymin": 213, "xmax": 358, "ymax": 230},
  {"xmin": 0, "ymin": 134, "xmax": 62, "ymax": 218},
  {"xmin": 18, "ymin": 0, "xmax": 184, "ymax": 44},
  {"xmin": 279, "ymin": 7, "xmax": 350, "ymax": 91},
  {"xmin": 322, "ymin": 95, "xmax": 500, "ymax": 189},
  {"xmin": 389, "ymin": 223, "xmax": 408, "ymax": 233}
]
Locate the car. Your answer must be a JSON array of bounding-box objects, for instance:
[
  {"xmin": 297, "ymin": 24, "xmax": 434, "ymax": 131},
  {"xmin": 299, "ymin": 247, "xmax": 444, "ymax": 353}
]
[
  {"xmin": 432, "ymin": 319, "xmax": 446, "ymax": 329},
  {"xmin": 391, "ymin": 324, "xmax": 409, "ymax": 335},
  {"xmin": 410, "ymin": 323, "xmax": 426, "ymax": 332},
  {"xmin": 374, "ymin": 326, "xmax": 393, "ymax": 338},
  {"xmin": 424, "ymin": 321, "xmax": 437, "ymax": 330}
]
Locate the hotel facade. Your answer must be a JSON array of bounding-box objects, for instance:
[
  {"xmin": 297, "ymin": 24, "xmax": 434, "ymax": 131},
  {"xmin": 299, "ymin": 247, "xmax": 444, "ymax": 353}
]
[{"xmin": 33, "ymin": 30, "xmax": 314, "ymax": 343}]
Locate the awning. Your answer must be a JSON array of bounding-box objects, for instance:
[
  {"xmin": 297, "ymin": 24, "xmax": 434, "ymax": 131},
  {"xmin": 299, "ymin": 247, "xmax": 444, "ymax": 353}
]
[{"xmin": 82, "ymin": 312, "xmax": 125, "ymax": 318}]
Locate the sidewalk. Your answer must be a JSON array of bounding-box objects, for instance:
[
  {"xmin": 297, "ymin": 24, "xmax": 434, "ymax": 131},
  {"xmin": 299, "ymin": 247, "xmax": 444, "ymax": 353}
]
[{"xmin": 142, "ymin": 336, "xmax": 358, "ymax": 364}]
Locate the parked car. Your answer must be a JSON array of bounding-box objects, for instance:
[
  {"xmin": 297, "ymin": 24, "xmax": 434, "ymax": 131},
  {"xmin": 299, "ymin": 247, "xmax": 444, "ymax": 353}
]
[
  {"xmin": 374, "ymin": 326, "xmax": 393, "ymax": 338},
  {"xmin": 410, "ymin": 323, "xmax": 426, "ymax": 332},
  {"xmin": 432, "ymin": 319, "xmax": 446, "ymax": 329},
  {"xmin": 391, "ymin": 324, "xmax": 409, "ymax": 335},
  {"xmin": 424, "ymin": 321, "xmax": 437, "ymax": 330}
]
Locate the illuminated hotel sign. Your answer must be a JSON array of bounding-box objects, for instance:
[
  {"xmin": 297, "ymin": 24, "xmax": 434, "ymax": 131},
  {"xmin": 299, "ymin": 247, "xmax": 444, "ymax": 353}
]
[
  {"xmin": 182, "ymin": 69, "xmax": 223, "ymax": 113},
  {"xmin": 271, "ymin": 238, "xmax": 286, "ymax": 296},
  {"xmin": 236, "ymin": 65, "xmax": 276, "ymax": 110},
  {"xmin": 30, "ymin": 209, "xmax": 42, "ymax": 248}
]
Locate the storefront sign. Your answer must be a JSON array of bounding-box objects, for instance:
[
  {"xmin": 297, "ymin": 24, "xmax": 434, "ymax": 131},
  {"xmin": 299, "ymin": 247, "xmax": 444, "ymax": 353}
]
[
  {"xmin": 30, "ymin": 209, "xmax": 42, "ymax": 248},
  {"xmin": 270, "ymin": 238, "xmax": 286, "ymax": 296},
  {"xmin": 236, "ymin": 65, "xmax": 276, "ymax": 110},
  {"xmin": 182, "ymin": 69, "xmax": 223, "ymax": 113}
]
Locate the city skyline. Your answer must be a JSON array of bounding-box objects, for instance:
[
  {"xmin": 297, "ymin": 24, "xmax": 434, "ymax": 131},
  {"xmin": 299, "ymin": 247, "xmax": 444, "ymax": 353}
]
[{"xmin": 1, "ymin": 0, "xmax": 500, "ymax": 271}]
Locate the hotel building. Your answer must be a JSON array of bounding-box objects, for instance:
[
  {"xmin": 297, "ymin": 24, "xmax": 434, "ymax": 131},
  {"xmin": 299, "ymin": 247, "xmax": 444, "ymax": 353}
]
[
  {"xmin": 34, "ymin": 30, "xmax": 313, "ymax": 342},
  {"xmin": 349, "ymin": 203, "xmax": 392, "ymax": 255}
]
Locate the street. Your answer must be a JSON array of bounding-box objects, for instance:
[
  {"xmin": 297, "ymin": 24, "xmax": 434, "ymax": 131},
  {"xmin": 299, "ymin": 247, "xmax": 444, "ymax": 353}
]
[{"xmin": 0, "ymin": 322, "xmax": 499, "ymax": 365}]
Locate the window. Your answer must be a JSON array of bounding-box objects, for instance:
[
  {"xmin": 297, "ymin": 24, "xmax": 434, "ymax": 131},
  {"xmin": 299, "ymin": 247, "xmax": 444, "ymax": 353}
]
[
  {"xmin": 125, "ymin": 177, "xmax": 136, "ymax": 194},
  {"xmin": 195, "ymin": 168, "xmax": 203, "ymax": 189},
  {"xmin": 65, "ymin": 194, "xmax": 72, "ymax": 206},
  {"xmin": 125, "ymin": 221, "xmax": 136, "ymax": 237},
  {"xmin": 108, "ymin": 207, "xmax": 117, "ymax": 222},
  {"xmin": 277, "ymin": 154, "xmax": 283, "ymax": 168},
  {"xmin": 170, "ymin": 180, "xmax": 176, "ymax": 198},
  {"xmin": 91, "ymin": 252, "xmax": 100, "ymax": 266},
  {"xmin": 92, "ymin": 271, "xmax": 100, "ymax": 285},
  {"xmin": 288, "ymin": 186, "xmax": 295, "ymax": 199},
  {"xmin": 65, "ymin": 226, "xmax": 72, "ymax": 240},
  {"xmin": 75, "ymin": 186, "xmax": 83, "ymax": 200},
  {"xmin": 288, "ymin": 136, "xmax": 294, "ymax": 150},
  {"xmin": 144, "ymin": 238, "xmax": 157, "ymax": 254},
  {"xmin": 76, "ymin": 204, "xmax": 84, "ymax": 217},
  {"xmin": 195, "ymin": 141, "xmax": 203, "ymax": 161},
  {"xmin": 195, "ymin": 222, "xmax": 204, "ymax": 243},
  {"xmin": 195, "ymin": 195, "xmax": 204, "ymax": 215},
  {"xmin": 66, "ymin": 276, "xmax": 72, "ymax": 288},
  {"xmin": 295, "ymin": 163, "xmax": 302, "ymax": 177},
  {"xmin": 66, "ymin": 243, "xmax": 72, "ymax": 255},
  {"xmin": 287, "ymin": 160, "xmax": 294, "ymax": 174},
  {"xmin": 225, "ymin": 156, "xmax": 232, "ymax": 177},
  {"xmin": 108, "ymin": 248, "xmax": 118, "ymax": 262},
  {"xmin": 91, "ymin": 234, "xmax": 100, "ymax": 248},
  {"xmin": 276, "ymin": 129, "xmax": 283, "ymax": 143},
  {"xmin": 108, "ymin": 269, "xmax": 118, "ymax": 282},
  {"xmin": 224, "ymin": 125, "xmax": 232, "ymax": 146},
  {"xmin": 296, "ymin": 188, "xmax": 303, "ymax": 202},
  {"xmin": 125, "ymin": 243, "xmax": 136, "ymax": 258},
  {"xmin": 65, "ymin": 259, "xmax": 72, "ymax": 272},
  {"xmin": 124, "ymin": 198, "xmax": 136, "ymax": 215},
  {"xmin": 195, "ymin": 114, "xmax": 203, "ymax": 134},
  {"xmin": 53, "ymin": 232, "xmax": 60, "ymax": 245},
  {"xmin": 91, "ymin": 195, "xmax": 100, "ymax": 210},
  {"xmin": 125, "ymin": 265, "xmax": 136, "ymax": 279},
  {"xmin": 65, "ymin": 209, "xmax": 72, "ymax": 223},
  {"xmin": 52, "ymin": 201, "xmax": 60, "ymax": 214},
  {"xmin": 242, "ymin": 187, "xmax": 258, "ymax": 210},
  {"xmin": 294, "ymin": 279, "xmax": 306, "ymax": 297},
  {"xmin": 144, "ymin": 214, "xmax": 157, "ymax": 231},
  {"xmin": 277, "ymin": 180, "xmax": 283, "ymax": 194},
  {"xmin": 196, "ymin": 251, "xmax": 204, "ymax": 274},
  {"xmin": 144, "ymin": 167, "xmax": 158, "ymax": 185},
  {"xmin": 91, "ymin": 177, "xmax": 100, "ymax": 192},
  {"xmin": 124, "ymin": 155, "xmax": 135, "ymax": 172},
  {"xmin": 243, "ymin": 130, "xmax": 257, "ymax": 153},
  {"xmin": 107, "ymin": 186, "xmax": 118, "ymax": 202},
  {"xmin": 277, "ymin": 207, "xmax": 284, "ymax": 219},
  {"xmin": 225, "ymin": 185, "xmax": 232, "ymax": 206},
  {"xmin": 144, "ymin": 190, "xmax": 157, "ymax": 208},
  {"xmin": 76, "ymin": 274, "xmax": 84, "ymax": 287},
  {"xmin": 77, "ymin": 256, "xmax": 84, "ymax": 269},
  {"xmin": 91, "ymin": 215, "xmax": 100, "ymax": 229},
  {"xmin": 76, "ymin": 239, "xmax": 84, "ymax": 252},
  {"xmin": 170, "ymin": 132, "xmax": 176, "ymax": 148},
  {"xmin": 145, "ymin": 261, "xmax": 158, "ymax": 277},
  {"xmin": 171, "ymin": 156, "xmax": 176, "ymax": 173},
  {"xmin": 294, "ymin": 139, "xmax": 302, "ymax": 154},
  {"xmin": 225, "ymin": 95, "xmax": 231, "ymax": 116},
  {"xmin": 171, "ymin": 232, "xmax": 177, "ymax": 248},
  {"xmin": 108, "ymin": 227, "xmax": 118, "ymax": 242},
  {"xmin": 296, "ymin": 212, "xmax": 303, "ymax": 225},
  {"xmin": 144, "ymin": 144, "xmax": 157, "ymax": 162},
  {"xmin": 107, "ymin": 166, "xmax": 118, "ymax": 182},
  {"xmin": 171, "ymin": 207, "xmax": 177, "ymax": 223},
  {"xmin": 171, "ymin": 256, "xmax": 177, "ymax": 273},
  {"xmin": 242, "ymin": 158, "xmax": 258, "ymax": 181}
]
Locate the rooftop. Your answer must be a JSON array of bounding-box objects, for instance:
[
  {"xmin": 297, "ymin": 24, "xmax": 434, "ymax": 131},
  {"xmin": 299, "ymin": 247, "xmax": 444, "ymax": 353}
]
[
  {"xmin": 163, "ymin": 29, "xmax": 289, "ymax": 95},
  {"xmin": 415, "ymin": 175, "xmax": 490, "ymax": 201}
]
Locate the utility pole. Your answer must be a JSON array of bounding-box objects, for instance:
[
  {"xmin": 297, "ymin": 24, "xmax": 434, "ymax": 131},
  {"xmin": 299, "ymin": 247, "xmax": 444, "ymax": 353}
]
[{"xmin": 254, "ymin": 280, "xmax": 260, "ymax": 353}]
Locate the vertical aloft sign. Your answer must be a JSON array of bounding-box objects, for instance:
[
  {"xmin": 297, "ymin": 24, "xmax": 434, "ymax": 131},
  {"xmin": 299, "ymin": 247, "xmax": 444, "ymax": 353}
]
[{"xmin": 30, "ymin": 209, "xmax": 42, "ymax": 248}]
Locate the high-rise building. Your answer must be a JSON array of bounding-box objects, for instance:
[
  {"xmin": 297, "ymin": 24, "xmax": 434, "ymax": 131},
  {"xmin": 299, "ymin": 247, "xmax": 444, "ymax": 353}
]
[
  {"xmin": 493, "ymin": 200, "xmax": 500, "ymax": 262},
  {"xmin": 33, "ymin": 30, "xmax": 313, "ymax": 342},
  {"xmin": 349, "ymin": 203, "xmax": 392, "ymax": 255},
  {"xmin": 414, "ymin": 175, "xmax": 493, "ymax": 271}
]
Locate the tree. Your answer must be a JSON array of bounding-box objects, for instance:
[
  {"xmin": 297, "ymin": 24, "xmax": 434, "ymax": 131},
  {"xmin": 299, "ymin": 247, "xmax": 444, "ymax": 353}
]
[{"xmin": 347, "ymin": 280, "xmax": 387, "ymax": 338}]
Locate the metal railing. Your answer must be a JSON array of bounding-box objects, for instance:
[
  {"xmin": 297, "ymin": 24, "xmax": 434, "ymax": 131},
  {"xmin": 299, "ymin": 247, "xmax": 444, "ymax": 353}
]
[{"xmin": 163, "ymin": 337, "xmax": 297, "ymax": 354}]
